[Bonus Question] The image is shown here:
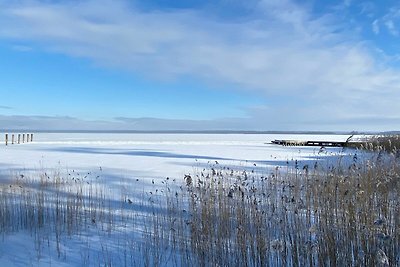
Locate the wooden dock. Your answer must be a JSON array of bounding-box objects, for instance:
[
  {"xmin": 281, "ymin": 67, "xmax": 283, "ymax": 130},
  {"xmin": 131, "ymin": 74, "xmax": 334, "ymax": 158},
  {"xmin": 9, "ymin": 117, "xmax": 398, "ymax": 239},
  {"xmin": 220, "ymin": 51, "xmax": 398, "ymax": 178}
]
[{"xmin": 271, "ymin": 139, "xmax": 362, "ymax": 147}]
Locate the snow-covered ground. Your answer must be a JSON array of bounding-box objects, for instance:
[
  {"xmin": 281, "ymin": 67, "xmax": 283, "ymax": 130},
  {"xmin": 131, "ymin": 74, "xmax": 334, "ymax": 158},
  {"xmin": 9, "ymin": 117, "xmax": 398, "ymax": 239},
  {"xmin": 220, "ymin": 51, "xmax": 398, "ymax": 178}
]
[
  {"xmin": 0, "ymin": 133, "xmax": 359, "ymax": 266},
  {"xmin": 0, "ymin": 133, "xmax": 354, "ymax": 184}
]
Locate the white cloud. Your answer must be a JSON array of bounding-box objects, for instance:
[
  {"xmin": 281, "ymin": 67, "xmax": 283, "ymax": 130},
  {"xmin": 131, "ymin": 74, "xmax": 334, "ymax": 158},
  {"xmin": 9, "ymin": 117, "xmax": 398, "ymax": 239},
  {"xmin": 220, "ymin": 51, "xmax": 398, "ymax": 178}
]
[
  {"xmin": 359, "ymin": 2, "xmax": 375, "ymax": 18},
  {"xmin": 381, "ymin": 7, "xmax": 400, "ymax": 36},
  {"xmin": 384, "ymin": 19, "xmax": 398, "ymax": 36},
  {"xmin": 372, "ymin": 19, "xmax": 380, "ymax": 34},
  {"xmin": 0, "ymin": 0, "xmax": 400, "ymax": 130}
]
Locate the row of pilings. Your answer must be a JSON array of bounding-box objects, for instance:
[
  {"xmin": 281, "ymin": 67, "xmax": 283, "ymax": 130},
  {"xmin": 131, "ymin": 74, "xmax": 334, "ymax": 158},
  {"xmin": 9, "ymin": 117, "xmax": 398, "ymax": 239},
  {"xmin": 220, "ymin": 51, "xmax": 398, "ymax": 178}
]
[{"xmin": 4, "ymin": 133, "xmax": 34, "ymax": 146}]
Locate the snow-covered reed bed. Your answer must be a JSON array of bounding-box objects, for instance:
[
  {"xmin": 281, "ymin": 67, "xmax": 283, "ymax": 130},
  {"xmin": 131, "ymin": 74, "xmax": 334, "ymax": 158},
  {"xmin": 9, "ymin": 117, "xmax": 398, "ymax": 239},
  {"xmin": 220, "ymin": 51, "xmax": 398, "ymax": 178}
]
[
  {"xmin": 363, "ymin": 134, "xmax": 400, "ymax": 153},
  {"xmin": 0, "ymin": 149, "xmax": 399, "ymax": 266},
  {"xmin": 181, "ymin": 151, "xmax": 399, "ymax": 266}
]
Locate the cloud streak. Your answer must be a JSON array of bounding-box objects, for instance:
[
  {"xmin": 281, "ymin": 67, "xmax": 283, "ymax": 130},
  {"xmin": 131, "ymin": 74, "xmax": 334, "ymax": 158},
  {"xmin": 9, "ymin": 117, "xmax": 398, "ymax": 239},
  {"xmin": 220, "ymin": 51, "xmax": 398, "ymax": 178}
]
[
  {"xmin": 0, "ymin": 113, "xmax": 398, "ymax": 132},
  {"xmin": 0, "ymin": 105, "xmax": 12, "ymax": 110},
  {"xmin": 0, "ymin": 115, "xmax": 246, "ymax": 131},
  {"xmin": 372, "ymin": 20, "xmax": 380, "ymax": 34},
  {"xmin": 0, "ymin": 0, "xmax": 399, "ymax": 130}
]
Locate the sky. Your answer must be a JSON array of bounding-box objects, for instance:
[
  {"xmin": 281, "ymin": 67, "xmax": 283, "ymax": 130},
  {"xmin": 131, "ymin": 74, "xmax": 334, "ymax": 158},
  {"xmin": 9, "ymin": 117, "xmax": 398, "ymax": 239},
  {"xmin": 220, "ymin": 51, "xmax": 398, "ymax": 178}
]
[{"xmin": 0, "ymin": 0, "xmax": 400, "ymax": 132}]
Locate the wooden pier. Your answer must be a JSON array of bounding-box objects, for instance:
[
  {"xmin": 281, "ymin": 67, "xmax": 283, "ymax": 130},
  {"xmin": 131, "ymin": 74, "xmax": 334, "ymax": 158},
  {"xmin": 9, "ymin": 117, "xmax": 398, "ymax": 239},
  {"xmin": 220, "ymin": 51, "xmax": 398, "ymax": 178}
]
[{"xmin": 271, "ymin": 139, "xmax": 362, "ymax": 148}]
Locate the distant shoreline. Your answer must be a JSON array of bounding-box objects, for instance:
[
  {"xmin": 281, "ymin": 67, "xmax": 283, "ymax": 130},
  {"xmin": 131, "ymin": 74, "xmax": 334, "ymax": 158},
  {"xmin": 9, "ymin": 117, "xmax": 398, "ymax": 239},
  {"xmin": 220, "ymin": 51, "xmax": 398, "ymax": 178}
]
[{"xmin": 0, "ymin": 129, "xmax": 393, "ymax": 135}]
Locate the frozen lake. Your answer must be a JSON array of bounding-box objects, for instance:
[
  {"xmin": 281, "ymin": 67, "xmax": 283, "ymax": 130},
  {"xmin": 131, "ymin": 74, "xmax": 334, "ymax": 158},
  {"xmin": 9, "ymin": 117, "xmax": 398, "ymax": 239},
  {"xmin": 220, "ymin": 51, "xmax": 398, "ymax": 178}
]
[{"xmin": 0, "ymin": 133, "xmax": 354, "ymax": 186}]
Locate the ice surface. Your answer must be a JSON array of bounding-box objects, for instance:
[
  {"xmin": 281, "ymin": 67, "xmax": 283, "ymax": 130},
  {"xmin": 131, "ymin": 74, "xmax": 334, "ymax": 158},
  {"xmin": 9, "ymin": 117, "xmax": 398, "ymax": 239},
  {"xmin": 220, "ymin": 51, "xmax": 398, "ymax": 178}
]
[{"xmin": 0, "ymin": 133, "xmax": 354, "ymax": 184}]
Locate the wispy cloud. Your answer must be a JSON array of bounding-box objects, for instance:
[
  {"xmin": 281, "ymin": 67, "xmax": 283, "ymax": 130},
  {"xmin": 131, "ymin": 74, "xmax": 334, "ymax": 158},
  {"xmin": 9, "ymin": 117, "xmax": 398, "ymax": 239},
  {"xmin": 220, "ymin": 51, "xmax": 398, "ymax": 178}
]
[
  {"xmin": 384, "ymin": 19, "xmax": 398, "ymax": 36},
  {"xmin": 372, "ymin": 19, "xmax": 380, "ymax": 34},
  {"xmin": 0, "ymin": 113, "xmax": 397, "ymax": 132},
  {"xmin": 359, "ymin": 2, "xmax": 375, "ymax": 18},
  {"xmin": 380, "ymin": 7, "xmax": 400, "ymax": 36},
  {"xmin": 0, "ymin": 105, "xmax": 12, "ymax": 110},
  {"xmin": 0, "ymin": 0, "xmax": 399, "ymax": 130},
  {"xmin": 343, "ymin": 0, "xmax": 352, "ymax": 8},
  {"xmin": 0, "ymin": 114, "xmax": 247, "ymax": 131},
  {"xmin": 11, "ymin": 44, "xmax": 33, "ymax": 52}
]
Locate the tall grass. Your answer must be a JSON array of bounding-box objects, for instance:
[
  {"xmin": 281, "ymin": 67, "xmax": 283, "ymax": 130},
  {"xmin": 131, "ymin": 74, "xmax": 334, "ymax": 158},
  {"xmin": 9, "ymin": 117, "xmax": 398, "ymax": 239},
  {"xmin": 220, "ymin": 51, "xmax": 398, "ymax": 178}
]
[
  {"xmin": 363, "ymin": 135, "xmax": 400, "ymax": 153},
  {"xmin": 0, "ymin": 146, "xmax": 399, "ymax": 266},
  {"xmin": 182, "ymin": 152, "xmax": 399, "ymax": 266}
]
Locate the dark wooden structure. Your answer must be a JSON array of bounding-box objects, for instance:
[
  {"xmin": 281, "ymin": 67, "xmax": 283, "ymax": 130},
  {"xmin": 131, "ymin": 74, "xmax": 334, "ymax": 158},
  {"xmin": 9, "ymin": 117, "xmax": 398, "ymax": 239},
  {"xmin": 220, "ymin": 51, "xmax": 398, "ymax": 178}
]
[
  {"xmin": 271, "ymin": 139, "xmax": 362, "ymax": 148},
  {"xmin": 4, "ymin": 133, "xmax": 34, "ymax": 146}
]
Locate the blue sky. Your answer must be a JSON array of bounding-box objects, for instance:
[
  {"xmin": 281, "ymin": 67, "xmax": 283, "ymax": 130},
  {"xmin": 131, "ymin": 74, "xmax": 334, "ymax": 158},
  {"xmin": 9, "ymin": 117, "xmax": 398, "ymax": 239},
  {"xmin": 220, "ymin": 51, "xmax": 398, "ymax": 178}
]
[{"xmin": 0, "ymin": 0, "xmax": 400, "ymax": 131}]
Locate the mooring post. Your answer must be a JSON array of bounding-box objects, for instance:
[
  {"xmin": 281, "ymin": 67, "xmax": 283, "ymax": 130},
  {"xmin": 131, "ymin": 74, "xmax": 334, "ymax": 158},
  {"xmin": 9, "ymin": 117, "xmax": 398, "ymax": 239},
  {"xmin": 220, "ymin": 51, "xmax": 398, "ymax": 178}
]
[
  {"xmin": 5, "ymin": 134, "xmax": 8, "ymax": 146},
  {"xmin": 12, "ymin": 134, "xmax": 14, "ymax": 145},
  {"xmin": 26, "ymin": 134, "xmax": 29, "ymax": 143},
  {"xmin": 18, "ymin": 134, "xmax": 21, "ymax": 144},
  {"xmin": 31, "ymin": 133, "xmax": 34, "ymax": 142},
  {"xmin": 22, "ymin": 134, "xmax": 25, "ymax": 143}
]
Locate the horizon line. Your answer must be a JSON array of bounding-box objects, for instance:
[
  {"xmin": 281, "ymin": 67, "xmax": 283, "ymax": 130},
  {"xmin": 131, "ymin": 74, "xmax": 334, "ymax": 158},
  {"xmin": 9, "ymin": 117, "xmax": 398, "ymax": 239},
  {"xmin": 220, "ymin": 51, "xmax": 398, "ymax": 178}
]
[{"xmin": 0, "ymin": 129, "xmax": 395, "ymax": 135}]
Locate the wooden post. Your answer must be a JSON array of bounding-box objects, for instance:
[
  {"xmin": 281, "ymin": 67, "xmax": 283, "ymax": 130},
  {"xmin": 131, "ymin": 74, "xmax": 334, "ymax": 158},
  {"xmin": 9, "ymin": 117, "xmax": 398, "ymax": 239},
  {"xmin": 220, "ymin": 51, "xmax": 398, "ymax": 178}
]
[
  {"xmin": 5, "ymin": 134, "xmax": 8, "ymax": 146},
  {"xmin": 22, "ymin": 134, "xmax": 25, "ymax": 143},
  {"xmin": 18, "ymin": 134, "xmax": 21, "ymax": 144},
  {"xmin": 26, "ymin": 134, "xmax": 29, "ymax": 143},
  {"xmin": 12, "ymin": 134, "xmax": 14, "ymax": 145},
  {"xmin": 31, "ymin": 133, "xmax": 34, "ymax": 142}
]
